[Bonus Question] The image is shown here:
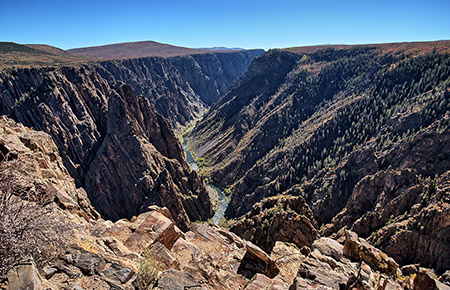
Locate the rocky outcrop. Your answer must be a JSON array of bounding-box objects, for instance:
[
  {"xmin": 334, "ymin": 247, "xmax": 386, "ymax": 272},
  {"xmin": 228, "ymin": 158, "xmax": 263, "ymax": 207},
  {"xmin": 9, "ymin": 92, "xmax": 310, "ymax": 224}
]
[
  {"xmin": 291, "ymin": 232, "xmax": 408, "ymax": 290},
  {"xmin": 7, "ymin": 260, "xmax": 42, "ymax": 290},
  {"xmin": 0, "ymin": 66, "xmax": 214, "ymax": 228},
  {"xmin": 230, "ymin": 196, "xmax": 319, "ymax": 252},
  {"xmin": 343, "ymin": 230, "xmax": 399, "ymax": 275},
  {"xmin": 238, "ymin": 243, "xmax": 280, "ymax": 279},
  {"xmin": 321, "ymin": 125, "xmax": 450, "ymax": 273},
  {"xmin": 83, "ymin": 84, "xmax": 213, "ymax": 229},
  {"xmin": 0, "ymin": 115, "xmax": 98, "ymax": 219}
]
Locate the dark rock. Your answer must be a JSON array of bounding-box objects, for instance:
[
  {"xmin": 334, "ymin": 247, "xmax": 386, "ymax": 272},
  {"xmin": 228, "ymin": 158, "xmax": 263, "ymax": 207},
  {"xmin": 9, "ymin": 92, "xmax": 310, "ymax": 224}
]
[
  {"xmin": 102, "ymin": 263, "xmax": 135, "ymax": 284},
  {"xmin": 63, "ymin": 249, "xmax": 103, "ymax": 276},
  {"xmin": 40, "ymin": 265, "xmax": 57, "ymax": 279},
  {"xmin": 154, "ymin": 269, "xmax": 207, "ymax": 290},
  {"xmin": 401, "ymin": 264, "xmax": 420, "ymax": 276},
  {"xmin": 440, "ymin": 270, "xmax": 450, "ymax": 286},
  {"xmin": 170, "ymin": 50, "xmax": 264, "ymax": 105},
  {"xmin": 413, "ymin": 272, "xmax": 450, "ymax": 290},
  {"xmin": 238, "ymin": 242, "xmax": 280, "ymax": 279}
]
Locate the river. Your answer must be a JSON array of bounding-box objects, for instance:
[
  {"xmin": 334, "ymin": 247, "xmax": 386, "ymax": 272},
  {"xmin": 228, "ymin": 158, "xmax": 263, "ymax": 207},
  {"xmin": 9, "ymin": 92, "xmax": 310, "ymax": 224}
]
[{"xmin": 182, "ymin": 135, "xmax": 229, "ymax": 225}]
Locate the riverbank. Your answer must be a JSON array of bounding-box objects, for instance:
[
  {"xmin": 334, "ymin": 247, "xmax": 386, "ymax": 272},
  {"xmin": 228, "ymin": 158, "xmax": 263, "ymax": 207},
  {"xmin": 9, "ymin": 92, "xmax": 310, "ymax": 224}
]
[{"xmin": 180, "ymin": 132, "xmax": 229, "ymax": 225}]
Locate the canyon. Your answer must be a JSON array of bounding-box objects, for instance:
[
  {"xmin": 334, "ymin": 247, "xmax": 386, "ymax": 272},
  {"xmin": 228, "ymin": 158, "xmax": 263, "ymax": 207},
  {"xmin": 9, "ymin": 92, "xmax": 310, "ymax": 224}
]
[{"xmin": 1, "ymin": 40, "xmax": 450, "ymax": 289}]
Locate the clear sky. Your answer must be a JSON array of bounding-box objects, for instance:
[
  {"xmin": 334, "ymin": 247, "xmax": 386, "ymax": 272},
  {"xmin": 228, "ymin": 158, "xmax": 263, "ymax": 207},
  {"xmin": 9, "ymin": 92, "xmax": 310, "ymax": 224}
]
[{"xmin": 1, "ymin": 0, "xmax": 449, "ymax": 50}]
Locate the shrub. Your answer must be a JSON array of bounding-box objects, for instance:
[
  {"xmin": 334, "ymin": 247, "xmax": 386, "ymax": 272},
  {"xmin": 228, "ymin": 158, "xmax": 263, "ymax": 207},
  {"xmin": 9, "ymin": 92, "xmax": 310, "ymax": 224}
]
[
  {"xmin": 138, "ymin": 247, "xmax": 162, "ymax": 289},
  {"xmin": 0, "ymin": 155, "xmax": 67, "ymax": 278}
]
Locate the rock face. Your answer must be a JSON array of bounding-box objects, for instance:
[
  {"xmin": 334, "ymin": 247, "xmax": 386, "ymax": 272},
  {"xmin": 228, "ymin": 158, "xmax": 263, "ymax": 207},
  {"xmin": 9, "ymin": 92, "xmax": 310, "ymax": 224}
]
[
  {"xmin": 0, "ymin": 66, "xmax": 214, "ymax": 228},
  {"xmin": 83, "ymin": 84, "xmax": 213, "ymax": 229},
  {"xmin": 189, "ymin": 45, "xmax": 450, "ymax": 275},
  {"xmin": 230, "ymin": 195, "xmax": 318, "ymax": 253},
  {"xmin": 343, "ymin": 230, "xmax": 398, "ymax": 275},
  {"xmin": 95, "ymin": 57, "xmax": 206, "ymax": 128},
  {"xmin": 0, "ymin": 50, "xmax": 262, "ymax": 227},
  {"xmin": 413, "ymin": 272, "xmax": 450, "ymax": 290},
  {"xmin": 170, "ymin": 50, "xmax": 264, "ymax": 105}
]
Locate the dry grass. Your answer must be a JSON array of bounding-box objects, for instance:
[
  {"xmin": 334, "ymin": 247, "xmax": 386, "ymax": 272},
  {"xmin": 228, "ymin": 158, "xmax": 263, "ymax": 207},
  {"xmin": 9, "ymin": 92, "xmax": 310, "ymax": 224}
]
[{"xmin": 284, "ymin": 40, "xmax": 450, "ymax": 56}]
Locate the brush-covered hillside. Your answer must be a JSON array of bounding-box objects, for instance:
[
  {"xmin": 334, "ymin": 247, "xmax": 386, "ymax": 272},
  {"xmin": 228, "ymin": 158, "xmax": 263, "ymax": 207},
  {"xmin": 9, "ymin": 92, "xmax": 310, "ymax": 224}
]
[{"xmin": 190, "ymin": 42, "xmax": 450, "ymax": 272}]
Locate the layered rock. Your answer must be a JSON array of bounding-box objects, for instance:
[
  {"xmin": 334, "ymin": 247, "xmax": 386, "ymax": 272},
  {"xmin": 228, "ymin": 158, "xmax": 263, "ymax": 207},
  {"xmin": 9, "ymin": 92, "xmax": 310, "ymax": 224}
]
[
  {"xmin": 169, "ymin": 50, "xmax": 264, "ymax": 105},
  {"xmin": 0, "ymin": 66, "xmax": 214, "ymax": 228},
  {"xmin": 83, "ymin": 84, "xmax": 213, "ymax": 229},
  {"xmin": 95, "ymin": 57, "xmax": 206, "ymax": 128}
]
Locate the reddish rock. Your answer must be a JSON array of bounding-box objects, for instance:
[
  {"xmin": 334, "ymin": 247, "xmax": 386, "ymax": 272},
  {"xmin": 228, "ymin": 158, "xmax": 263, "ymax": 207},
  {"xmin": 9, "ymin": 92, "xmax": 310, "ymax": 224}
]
[
  {"xmin": 238, "ymin": 242, "xmax": 280, "ymax": 279},
  {"xmin": 343, "ymin": 230, "xmax": 398, "ymax": 275},
  {"xmin": 123, "ymin": 210, "xmax": 181, "ymax": 253}
]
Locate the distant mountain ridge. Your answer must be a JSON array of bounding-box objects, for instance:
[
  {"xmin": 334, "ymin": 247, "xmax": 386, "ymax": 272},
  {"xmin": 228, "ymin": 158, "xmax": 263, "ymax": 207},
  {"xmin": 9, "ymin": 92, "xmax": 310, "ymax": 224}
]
[
  {"xmin": 200, "ymin": 47, "xmax": 245, "ymax": 51},
  {"xmin": 284, "ymin": 40, "xmax": 450, "ymax": 55},
  {"xmin": 67, "ymin": 40, "xmax": 246, "ymax": 59}
]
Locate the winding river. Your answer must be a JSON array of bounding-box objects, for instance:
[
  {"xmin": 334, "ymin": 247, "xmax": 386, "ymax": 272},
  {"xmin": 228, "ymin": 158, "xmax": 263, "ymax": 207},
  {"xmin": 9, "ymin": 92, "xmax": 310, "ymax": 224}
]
[{"xmin": 182, "ymin": 136, "xmax": 229, "ymax": 225}]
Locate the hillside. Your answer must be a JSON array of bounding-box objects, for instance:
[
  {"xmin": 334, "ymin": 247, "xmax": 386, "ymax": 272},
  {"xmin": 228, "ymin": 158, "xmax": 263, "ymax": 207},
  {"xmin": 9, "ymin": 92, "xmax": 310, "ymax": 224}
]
[
  {"xmin": 0, "ymin": 42, "xmax": 92, "ymax": 69},
  {"xmin": 1, "ymin": 39, "xmax": 450, "ymax": 289},
  {"xmin": 190, "ymin": 41, "xmax": 450, "ymax": 272},
  {"xmin": 67, "ymin": 40, "xmax": 243, "ymax": 59},
  {"xmin": 284, "ymin": 40, "xmax": 450, "ymax": 55},
  {"xmin": 0, "ymin": 115, "xmax": 434, "ymax": 290}
]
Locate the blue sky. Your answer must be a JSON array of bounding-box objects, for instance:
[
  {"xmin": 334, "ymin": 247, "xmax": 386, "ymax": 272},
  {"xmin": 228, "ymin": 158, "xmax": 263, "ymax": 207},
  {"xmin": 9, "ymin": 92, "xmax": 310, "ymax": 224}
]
[{"xmin": 1, "ymin": 0, "xmax": 449, "ymax": 50}]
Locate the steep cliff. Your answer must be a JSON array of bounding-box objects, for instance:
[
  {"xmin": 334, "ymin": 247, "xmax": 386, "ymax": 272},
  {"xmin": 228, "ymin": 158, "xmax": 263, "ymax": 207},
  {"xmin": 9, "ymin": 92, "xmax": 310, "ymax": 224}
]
[
  {"xmin": 2, "ymin": 116, "xmax": 447, "ymax": 290},
  {"xmin": 95, "ymin": 57, "xmax": 206, "ymax": 128},
  {"xmin": 169, "ymin": 50, "xmax": 264, "ymax": 105},
  {"xmin": 190, "ymin": 44, "xmax": 450, "ymax": 272},
  {"xmin": 0, "ymin": 66, "xmax": 213, "ymax": 229},
  {"xmin": 0, "ymin": 49, "xmax": 262, "ymax": 227},
  {"xmin": 94, "ymin": 50, "xmax": 263, "ymax": 128}
]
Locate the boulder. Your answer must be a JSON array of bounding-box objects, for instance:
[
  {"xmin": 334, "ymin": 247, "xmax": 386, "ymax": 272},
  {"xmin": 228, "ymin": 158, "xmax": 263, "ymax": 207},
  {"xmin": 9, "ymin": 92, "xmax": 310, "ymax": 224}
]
[
  {"xmin": 270, "ymin": 241, "xmax": 304, "ymax": 285},
  {"xmin": 343, "ymin": 230, "xmax": 398, "ymax": 274},
  {"xmin": 230, "ymin": 196, "xmax": 318, "ymax": 253},
  {"xmin": 145, "ymin": 242, "xmax": 180, "ymax": 270},
  {"xmin": 238, "ymin": 242, "xmax": 280, "ymax": 279},
  {"xmin": 154, "ymin": 269, "xmax": 207, "ymax": 290},
  {"xmin": 124, "ymin": 210, "xmax": 181, "ymax": 253},
  {"xmin": 413, "ymin": 272, "xmax": 450, "ymax": 290},
  {"xmin": 7, "ymin": 260, "xmax": 42, "ymax": 290},
  {"xmin": 312, "ymin": 237, "xmax": 344, "ymax": 261}
]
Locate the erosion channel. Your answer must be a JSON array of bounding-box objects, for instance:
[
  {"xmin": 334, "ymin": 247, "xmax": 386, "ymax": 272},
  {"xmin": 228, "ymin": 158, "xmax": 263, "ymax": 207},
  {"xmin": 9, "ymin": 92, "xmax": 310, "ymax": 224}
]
[{"xmin": 182, "ymin": 132, "xmax": 229, "ymax": 224}]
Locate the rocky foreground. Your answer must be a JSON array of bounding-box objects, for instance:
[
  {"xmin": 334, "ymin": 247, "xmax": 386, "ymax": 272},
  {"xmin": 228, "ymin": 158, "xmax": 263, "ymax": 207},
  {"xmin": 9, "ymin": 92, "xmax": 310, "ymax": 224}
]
[{"xmin": 1, "ymin": 116, "xmax": 450, "ymax": 290}]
